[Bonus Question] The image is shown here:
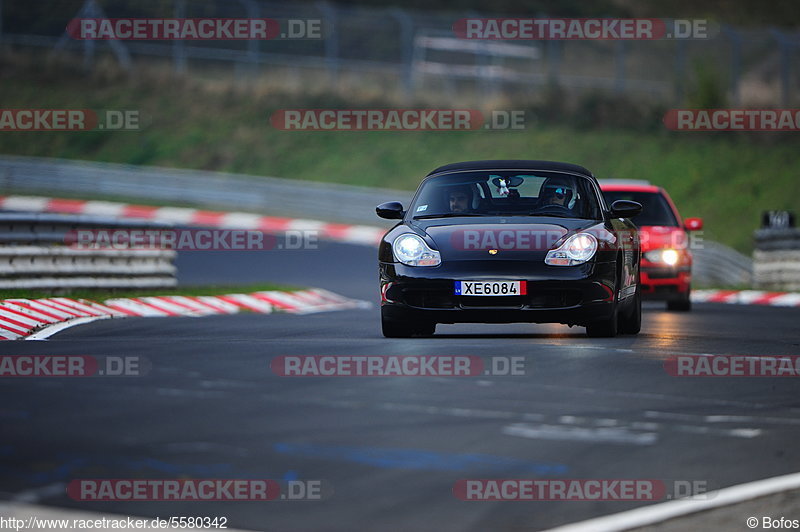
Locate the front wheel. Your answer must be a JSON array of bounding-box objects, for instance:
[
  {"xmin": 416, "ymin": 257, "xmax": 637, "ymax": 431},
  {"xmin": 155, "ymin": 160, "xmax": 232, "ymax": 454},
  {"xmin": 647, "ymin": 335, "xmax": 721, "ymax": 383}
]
[
  {"xmin": 619, "ymin": 287, "xmax": 641, "ymax": 335},
  {"xmin": 585, "ymin": 310, "xmax": 618, "ymax": 337},
  {"xmin": 667, "ymin": 286, "xmax": 692, "ymax": 312},
  {"xmin": 381, "ymin": 309, "xmax": 436, "ymax": 338},
  {"xmin": 587, "ymin": 266, "xmax": 621, "ymax": 338}
]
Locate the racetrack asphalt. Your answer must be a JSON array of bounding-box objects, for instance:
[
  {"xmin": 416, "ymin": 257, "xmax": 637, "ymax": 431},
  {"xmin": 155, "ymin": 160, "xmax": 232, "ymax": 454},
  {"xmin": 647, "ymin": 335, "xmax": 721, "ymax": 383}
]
[{"xmin": 1, "ymin": 242, "xmax": 799, "ymax": 531}]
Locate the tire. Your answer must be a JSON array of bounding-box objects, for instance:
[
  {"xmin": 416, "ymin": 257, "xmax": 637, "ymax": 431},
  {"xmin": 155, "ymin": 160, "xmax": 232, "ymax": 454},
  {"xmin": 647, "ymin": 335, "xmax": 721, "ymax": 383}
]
[
  {"xmin": 587, "ymin": 261, "xmax": 621, "ymax": 338},
  {"xmin": 667, "ymin": 286, "xmax": 692, "ymax": 312},
  {"xmin": 414, "ymin": 321, "xmax": 436, "ymax": 336},
  {"xmin": 586, "ymin": 309, "xmax": 618, "ymax": 337},
  {"xmin": 619, "ymin": 286, "xmax": 641, "ymax": 335},
  {"xmin": 381, "ymin": 309, "xmax": 436, "ymax": 338},
  {"xmin": 382, "ymin": 317, "xmax": 414, "ymax": 338},
  {"xmin": 667, "ymin": 297, "xmax": 691, "ymax": 312}
]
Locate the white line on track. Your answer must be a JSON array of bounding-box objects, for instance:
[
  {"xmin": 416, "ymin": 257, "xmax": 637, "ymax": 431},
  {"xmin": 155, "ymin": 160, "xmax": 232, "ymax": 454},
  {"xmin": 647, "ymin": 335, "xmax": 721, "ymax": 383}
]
[
  {"xmin": 276, "ymin": 396, "xmax": 766, "ymax": 442},
  {"xmin": 24, "ymin": 316, "xmax": 110, "ymax": 340},
  {"xmin": 544, "ymin": 471, "xmax": 800, "ymax": 532},
  {"xmin": 502, "ymin": 423, "xmax": 658, "ymax": 446}
]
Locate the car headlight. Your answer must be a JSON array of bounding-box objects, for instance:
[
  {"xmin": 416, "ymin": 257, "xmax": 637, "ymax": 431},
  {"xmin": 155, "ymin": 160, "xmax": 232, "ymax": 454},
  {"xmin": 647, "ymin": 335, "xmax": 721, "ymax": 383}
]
[
  {"xmin": 545, "ymin": 233, "xmax": 598, "ymax": 266},
  {"xmin": 392, "ymin": 233, "xmax": 441, "ymax": 266},
  {"xmin": 645, "ymin": 248, "xmax": 680, "ymax": 266}
]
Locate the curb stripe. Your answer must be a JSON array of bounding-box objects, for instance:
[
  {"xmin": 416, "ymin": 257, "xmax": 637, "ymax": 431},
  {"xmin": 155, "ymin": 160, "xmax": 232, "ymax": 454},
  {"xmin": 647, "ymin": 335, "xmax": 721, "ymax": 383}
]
[
  {"xmin": 0, "ymin": 289, "xmax": 369, "ymax": 340},
  {"xmin": 129, "ymin": 298, "xmax": 183, "ymax": 316},
  {"xmin": 95, "ymin": 304, "xmax": 141, "ymax": 317},
  {"xmin": 248, "ymin": 292, "xmax": 296, "ymax": 310},
  {"xmin": 0, "ymin": 302, "xmax": 60, "ymax": 323},
  {"xmin": 46, "ymin": 198, "xmax": 87, "ymax": 213},
  {"xmin": 135, "ymin": 297, "xmax": 191, "ymax": 316},
  {"xmin": 195, "ymin": 296, "xmax": 241, "ymax": 314},
  {"xmin": 50, "ymin": 298, "xmax": 108, "ymax": 317},
  {"xmin": 150, "ymin": 296, "xmax": 211, "ymax": 316},
  {"xmin": 8, "ymin": 300, "xmax": 74, "ymax": 320},
  {"xmin": 103, "ymin": 299, "xmax": 170, "ymax": 317},
  {"xmin": 160, "ymin": 296, "xmax": 221, "ymax": 315},
  {"xmin": 122, "ymin": 204, "xmax": 160, "ymax": 218},
  {"xmin": 0, "ymin": 304, "xmax": 51, "ymax": 324},
  {"xmin": 216, "ymin": 294, "xmax": 274, "ymax": 313},
  {"xmin": 0, "ymin": 318, "xmax": 33, "ymax": 335},
  {"xmin": 0, "ymin": 329, "xmax": 22, "ymax": 340},
  {"xmin": 0, "ymin": 194, "xmax": 385, "ymax": 247},
  {"xmin": 692, "ymin": 290, "xmax": 800, "ymax": 307},
  {"xmin": 35, "ymin": 299, "xmax": 88, "ymax": 317},
  {"xmin": 0, "ymin": 309, "xmax": 42, "ymax": 329}
]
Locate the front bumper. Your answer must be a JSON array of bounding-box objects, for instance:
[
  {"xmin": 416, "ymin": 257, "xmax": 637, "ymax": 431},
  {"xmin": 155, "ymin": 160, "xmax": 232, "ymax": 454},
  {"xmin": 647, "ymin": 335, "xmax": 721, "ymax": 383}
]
[
  {"xmin": 640, "ymin": 265, "xmax": 691, "ymax": 300},
  {"xmin": 380, "ymin": 260, "xmax": 618, "ymax": 326}
]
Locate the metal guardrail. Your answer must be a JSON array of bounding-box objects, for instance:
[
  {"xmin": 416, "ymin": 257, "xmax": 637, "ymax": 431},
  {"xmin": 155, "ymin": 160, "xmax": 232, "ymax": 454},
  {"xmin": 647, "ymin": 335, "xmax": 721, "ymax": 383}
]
[
  {"xmin": 0, "ymin": 212, "xmax": 176, "ymax": 289},
  {"xmin": 692, "ymin": 240, "xmax": 753, "ymax": 288},
  {"xmin": 753, "ymin": 228, "xmax": 800, "ymax": 290},
  {"xmin": 0, "ymin": 155, "xmax": 407, "ymax": 228}
]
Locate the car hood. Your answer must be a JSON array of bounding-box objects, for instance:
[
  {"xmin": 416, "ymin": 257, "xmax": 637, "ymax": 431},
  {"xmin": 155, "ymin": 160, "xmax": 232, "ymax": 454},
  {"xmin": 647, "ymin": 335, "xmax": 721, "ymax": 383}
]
[
  {"xmin": 637, "ymin": 225, "xmax": 687, "ymax": 252},
  {"xmin": 412, "ymin": 216, "xmax": 601, "ymax": 262}
]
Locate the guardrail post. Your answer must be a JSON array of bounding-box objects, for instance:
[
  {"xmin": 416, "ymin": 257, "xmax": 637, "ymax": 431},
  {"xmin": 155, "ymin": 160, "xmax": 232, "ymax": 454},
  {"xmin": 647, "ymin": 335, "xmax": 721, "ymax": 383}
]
[
  {"xmin": 614, "ymin": 40, "xmax": 626, "ymax": 93},
  {"xmin": 83, "ymin": 31, "xmax": 95, "ymax": 71},
  {"xmin": 721, "ymin": 25, "xmax": 741, "ymax": 105},
  {"xmin": 239, "ymin": 0, "xmax": 260, "ymax": 79},
  {"xmin": 315, "ymin": 1, "xmax": 339, "ymax": 85},
  {"xmin": 674, "ymin": 39, "xmax": 687, "ymax": 104},
  {"xmin": 769, "ymin": 28, "xmax": 792, "ymax": 107},
  {"xmin": 538, "ymin": 11, "xmax": 561, "ymax": 89},
  {"xmin": 388, "ymin": 7, "xmax": 414, "ymax": 101},
  {"xmin": 173, "ymin": 0, "xmax": 187, "ymax": 75}
]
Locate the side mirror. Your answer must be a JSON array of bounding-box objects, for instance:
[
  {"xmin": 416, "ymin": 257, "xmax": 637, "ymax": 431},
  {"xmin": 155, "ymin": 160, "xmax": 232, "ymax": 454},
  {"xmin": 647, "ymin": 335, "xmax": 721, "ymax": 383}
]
[
  {"xmin": 376, "ymin": 201, "xmax": 405, "ymax": 220},
  {"xmin": 684, "ymin": 217, "xmax": 703, "ymax": 231},
  {"xmin": 610, "ymin": 200, "xmax": 642, "ymax": 219}
]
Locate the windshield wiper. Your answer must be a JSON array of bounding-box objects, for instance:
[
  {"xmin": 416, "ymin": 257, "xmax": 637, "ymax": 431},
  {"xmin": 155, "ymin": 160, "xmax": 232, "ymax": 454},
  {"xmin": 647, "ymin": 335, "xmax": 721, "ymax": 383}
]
[{"xmin": 413, "ymin": 213, "xmax": 483, "ymax": 219}]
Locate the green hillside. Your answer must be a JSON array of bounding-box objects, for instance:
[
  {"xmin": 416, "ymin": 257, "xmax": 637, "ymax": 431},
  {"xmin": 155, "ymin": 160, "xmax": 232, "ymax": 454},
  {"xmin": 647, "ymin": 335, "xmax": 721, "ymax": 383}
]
[{"xmin": 1, "ymin": 62, "xmax": 798, "ymax": 254}]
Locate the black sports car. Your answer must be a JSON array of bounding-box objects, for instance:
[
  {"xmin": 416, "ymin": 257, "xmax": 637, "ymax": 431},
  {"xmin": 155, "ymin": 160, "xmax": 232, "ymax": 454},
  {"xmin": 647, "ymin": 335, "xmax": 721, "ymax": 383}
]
[{"xmin": 376, "ymin": 160, "xmax": 643, "ymax": 338}]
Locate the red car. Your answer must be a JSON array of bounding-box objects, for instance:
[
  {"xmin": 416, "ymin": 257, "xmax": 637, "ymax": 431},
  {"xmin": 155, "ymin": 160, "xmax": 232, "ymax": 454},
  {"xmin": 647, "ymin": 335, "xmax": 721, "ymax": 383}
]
[{"xmin": 600, "ymin": 180, "xmax": 702, "ymax": 311}]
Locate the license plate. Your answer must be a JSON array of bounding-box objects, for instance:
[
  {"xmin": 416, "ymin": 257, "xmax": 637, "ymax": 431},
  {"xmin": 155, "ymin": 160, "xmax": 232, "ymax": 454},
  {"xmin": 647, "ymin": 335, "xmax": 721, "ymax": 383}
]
[{"xmin": 455, "ymin": 281, "xmax": 526, "ymax": 296}]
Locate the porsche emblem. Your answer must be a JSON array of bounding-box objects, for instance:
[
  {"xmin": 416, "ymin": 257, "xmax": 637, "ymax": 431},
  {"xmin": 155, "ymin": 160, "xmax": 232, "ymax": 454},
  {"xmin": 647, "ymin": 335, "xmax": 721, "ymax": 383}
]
[{"xmin": 488, "ymin": 249, "xmax": 498, "ymax": 255}]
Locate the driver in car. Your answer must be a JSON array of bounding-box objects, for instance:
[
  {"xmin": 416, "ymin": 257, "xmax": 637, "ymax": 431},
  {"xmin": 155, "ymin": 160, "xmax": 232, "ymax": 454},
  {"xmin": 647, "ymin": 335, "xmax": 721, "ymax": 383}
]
[
  {"xmin": 539, "ymin": 179, "xmax": 576, "ymax": 210},
  {"xmin": 448, "ymin": 185, "xmax": 473, "ymax": 213}
]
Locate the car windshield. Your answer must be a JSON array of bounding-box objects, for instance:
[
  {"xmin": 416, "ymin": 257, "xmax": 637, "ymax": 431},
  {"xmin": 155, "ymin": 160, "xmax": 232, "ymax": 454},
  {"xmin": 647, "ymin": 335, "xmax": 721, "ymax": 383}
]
[
  {"xmin": 602, "ymin": 190, "xmax": 679, "ymax": 227},
  {"xmin": 410, "ymin": 171, "xmax": 602, "ymax": 220}
]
